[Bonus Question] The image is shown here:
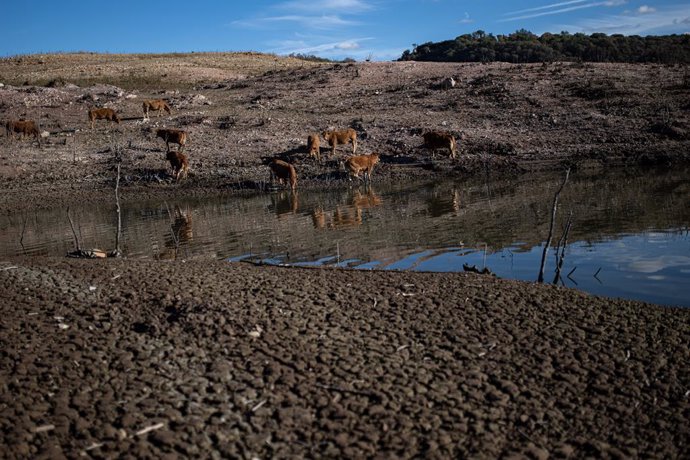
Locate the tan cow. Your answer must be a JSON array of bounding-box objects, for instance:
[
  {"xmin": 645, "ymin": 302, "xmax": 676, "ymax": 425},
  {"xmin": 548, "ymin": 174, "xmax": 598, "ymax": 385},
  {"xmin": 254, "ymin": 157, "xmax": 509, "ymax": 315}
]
[
  {"xmin": 344, "ymin": 153, "xmax": 380, "ymax": 182},
  {"xmin": 268, "ymin": 159, "xmax": 297, "ymax": 191},
  {"xmin": 423, "ymin": 130, "xmax": 458, "ymax": 159},
  {"xmin": 156, "ymin": 128, "xmax": 187, "ymax": 152},
  {"xmin": 5, "ymin": 119, "xmax": 39, "ymax": 140},
  {"xmin": 323, "ymin": 128, "xmax": 357, "ymax": 156},
  {"xmin": 307, "ymin": 133, "xmax": 321, "ymax": 161},
  {"xmin": 88, "ymin": 108, "xmax": 120, "ymax": 129},
  {"xmin": 143, "ymin": 99, "xmax": 171, "ymax": 119}
]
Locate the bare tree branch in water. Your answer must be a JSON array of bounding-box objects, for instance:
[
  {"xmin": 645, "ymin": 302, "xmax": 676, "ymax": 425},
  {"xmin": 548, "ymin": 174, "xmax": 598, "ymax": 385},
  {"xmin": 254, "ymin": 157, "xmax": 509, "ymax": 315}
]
[
  {"xmin": 538, "ymin": 168, "xmax": 570, "ymax": 283},
  {"xmin": 113, "ymin": 163, "xmax": 122, "ymax": 257}
]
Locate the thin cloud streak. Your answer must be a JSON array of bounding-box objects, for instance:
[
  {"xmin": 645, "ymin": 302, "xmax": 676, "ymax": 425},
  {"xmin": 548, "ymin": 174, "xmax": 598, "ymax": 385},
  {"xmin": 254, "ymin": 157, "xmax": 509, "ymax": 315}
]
[
  {"xmin": 232, "ymin": 14, "xmax": 359, "ymax": 29},
  {"xmin": 504, "ymin": 0, "xmax": 588, "ymax": 16},
  {"xmin": 501, "ymin": 1, "xmax": 626, "ymax": 22},
  {"xmin": 279, "ymin": 0, "xmax": 373, "ymax": 13},
  {"xmin": 272, "ymin": 37, "xmax": 372, "ymax": 54},
  {"xmin": 560, "ymin": 4, "xmax": 690, "ymax": 34}
]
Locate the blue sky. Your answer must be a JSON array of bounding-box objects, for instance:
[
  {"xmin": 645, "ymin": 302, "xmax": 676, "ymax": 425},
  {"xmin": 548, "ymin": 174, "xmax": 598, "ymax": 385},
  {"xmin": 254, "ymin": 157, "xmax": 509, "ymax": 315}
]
[{"xmin": 2, "ymin": 1, "xmax": 688, "ymax": 60}]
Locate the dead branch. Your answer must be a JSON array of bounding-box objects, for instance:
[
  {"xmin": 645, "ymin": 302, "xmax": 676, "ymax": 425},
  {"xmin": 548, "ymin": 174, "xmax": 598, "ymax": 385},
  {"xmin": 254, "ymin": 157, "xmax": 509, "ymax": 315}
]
[
  {"xmin": 538, "ymin": 168, "xmax": 570, "ymax": 283},
  {"xmin": 67, "ymin": 207, "xmax": 81, "ymax": 251},
  {"xmin": 113, "ymin": 163, "xmax": 122, "ymax": 257}
]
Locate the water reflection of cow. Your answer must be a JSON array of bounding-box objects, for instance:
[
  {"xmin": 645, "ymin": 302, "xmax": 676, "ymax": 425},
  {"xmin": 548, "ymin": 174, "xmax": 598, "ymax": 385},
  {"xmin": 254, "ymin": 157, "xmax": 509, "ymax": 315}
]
[
  {"xmin": 159, "ymin": 206, "xmax": 193, "ymax": 259},
  {"xmin": 311, "ymin": 188, "xmax": 382, "ymax": 229},
  {"xmin": 272, "ymin": 191, "xmax": 299, "ymax": 216},
  {"xmin": 427, "ymin": 188, "xmax": 461, "ymax": 217}
]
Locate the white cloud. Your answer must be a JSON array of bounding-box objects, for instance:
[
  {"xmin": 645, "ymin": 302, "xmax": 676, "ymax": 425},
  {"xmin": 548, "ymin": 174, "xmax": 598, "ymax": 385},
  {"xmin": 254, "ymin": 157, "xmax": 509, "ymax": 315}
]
[
  {"xmin": 279, "ymin": 0, "xmax": 373, "ymax": 13},
  {"xmin": 232, "ymin": 14, "xmax": 358, "ymax": 29},
  {"xmin": 637, "ymin": 5, "xmax": 656, "ymax": 14},
  {"xmin": 270, "ymin": 36, "xmax": 404, "ymax": 60},
  {"xmin": 504, "ymin": 0, "xmax": 588, "ymax": 16},
  {"xmin": 271, "ymin": 37, "xmax": 371, "ymax": 54},
  {"xmin": 459, "ymin": 12, "xmax": 474, "ymax": 24},
  {"xmin": 560, "ymin": 4, "xmax": 690, "ymax": 34},
  {"xmin": 501, "ymin": 0, "xmax": 627, "ymax": 22},
  {"xmin": 233, "ymin": 0, "xmax": 371, "ymax": 30},
  {"xmin": 627, "ymin": 255, "xmax": 690, "ymax": 274}
]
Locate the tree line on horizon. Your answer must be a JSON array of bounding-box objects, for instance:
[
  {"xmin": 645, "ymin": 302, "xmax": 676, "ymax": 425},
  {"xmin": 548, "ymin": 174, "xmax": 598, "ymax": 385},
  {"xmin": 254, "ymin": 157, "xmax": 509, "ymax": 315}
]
[{"xmin": 398, "ymin": 30, "xmax": 690, "ymax": 64}]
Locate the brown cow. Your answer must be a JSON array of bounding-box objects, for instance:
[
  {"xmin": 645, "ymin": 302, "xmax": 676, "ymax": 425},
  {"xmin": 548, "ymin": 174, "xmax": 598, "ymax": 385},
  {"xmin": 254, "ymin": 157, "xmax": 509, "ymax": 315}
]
[
  {"xmin": 307, "ymin": 133, "xmax": 321, "ymax": 161},
  {"xmin": 423, "ymin": 130, "xmax": 458, "ymax": 159},
  {"xmin": 88, "ymin": 108, "xmax": 120, "ymax": 129},
  {"xmin": 143, "ymin": 99, "xmax": 171, "ymax": 119},
  {"xmin": 344, "ymin": 153, "xmax": 380, "ymax": 182},
  {"xmin": 323, "ymin": 128, "xmax": 357, "ymax": 156},
  {"xmin": 5, "ymin": 119, "xmax": 39, "ymax": 140},
  {"xmin": 156, "ymin": 128, "xmax": 187, "ymax": 152},
  {"xmin": 268, "ymin": 159, "xmax": 297, "ymax": 191},
  {"xmin": 166, "ymin": 150, "xmax": 189, "ymax": 181}
]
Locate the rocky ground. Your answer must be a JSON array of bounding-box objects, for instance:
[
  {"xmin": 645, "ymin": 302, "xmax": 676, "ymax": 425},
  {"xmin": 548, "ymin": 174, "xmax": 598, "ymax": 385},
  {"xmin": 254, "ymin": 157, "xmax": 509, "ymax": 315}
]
[
  {"xmin": 0, "ymin": 54, "xmax": 689, "ymax": 458},
  {"xmin": 1, "ymin": 53, "xmax": 689, "ymax": 212}
]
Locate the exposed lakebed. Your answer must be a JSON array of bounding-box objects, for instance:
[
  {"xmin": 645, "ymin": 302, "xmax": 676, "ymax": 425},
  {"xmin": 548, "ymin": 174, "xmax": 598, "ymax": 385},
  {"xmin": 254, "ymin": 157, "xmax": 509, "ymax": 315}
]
[{"xmin": 1, "ymin": 167, "xmax": 688, "ymax": 306}]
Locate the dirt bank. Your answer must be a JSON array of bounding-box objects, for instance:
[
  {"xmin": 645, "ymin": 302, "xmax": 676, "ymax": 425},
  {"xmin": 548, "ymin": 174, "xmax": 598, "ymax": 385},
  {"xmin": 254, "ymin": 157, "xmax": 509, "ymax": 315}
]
[
  {"xmin": 0, "ymin": 258, "xmax": 688, "ymax": 458},
  {"xmin": 1, "ymin": 54, "xmax": 689, "ymax": 213}
]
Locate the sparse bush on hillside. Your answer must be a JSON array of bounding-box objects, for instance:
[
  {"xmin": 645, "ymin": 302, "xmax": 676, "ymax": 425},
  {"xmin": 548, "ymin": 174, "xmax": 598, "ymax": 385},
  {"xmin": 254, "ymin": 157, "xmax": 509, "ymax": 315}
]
[{"xmin": 288, "ymin": 53, "xmax": 334, "ymax": 63}]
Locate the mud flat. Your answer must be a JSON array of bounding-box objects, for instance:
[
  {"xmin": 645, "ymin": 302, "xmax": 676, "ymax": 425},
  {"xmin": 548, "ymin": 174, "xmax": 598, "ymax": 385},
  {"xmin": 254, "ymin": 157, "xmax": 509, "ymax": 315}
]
[{"xmin": 1, "ymin": 258, "xmax": 688, "ymax": 458}]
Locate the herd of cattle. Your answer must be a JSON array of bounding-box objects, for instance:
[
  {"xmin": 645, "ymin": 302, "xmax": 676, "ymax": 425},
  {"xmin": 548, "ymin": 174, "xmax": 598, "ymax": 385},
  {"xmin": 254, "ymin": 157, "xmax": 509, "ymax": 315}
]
[{"xmin": 3, "ymin": 98, "xmax": 460, "ymax": 189}]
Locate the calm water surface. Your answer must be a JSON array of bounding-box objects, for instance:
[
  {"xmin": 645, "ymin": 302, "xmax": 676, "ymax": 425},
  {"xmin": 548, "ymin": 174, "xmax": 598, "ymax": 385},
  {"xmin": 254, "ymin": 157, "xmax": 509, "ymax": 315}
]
[{"xmin": 1, "ymin": 168, "xmax": 688, "ymax": 307}]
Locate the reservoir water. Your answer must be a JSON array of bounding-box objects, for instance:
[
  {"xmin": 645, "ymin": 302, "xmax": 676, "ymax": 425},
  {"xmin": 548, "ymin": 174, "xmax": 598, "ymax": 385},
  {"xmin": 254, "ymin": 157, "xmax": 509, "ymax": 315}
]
[{"xmin": 1, "ymin": 167, "xmax": 688, "ymax": 307}]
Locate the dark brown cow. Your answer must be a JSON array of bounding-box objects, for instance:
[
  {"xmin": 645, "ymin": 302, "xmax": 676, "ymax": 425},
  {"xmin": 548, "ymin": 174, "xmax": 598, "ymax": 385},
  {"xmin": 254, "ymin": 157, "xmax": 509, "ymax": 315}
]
[
  {"xmin": 423, "ymin": 130, "xmax": 458, "ymax": 159},
  {"xmin": 166, "ymin": 150, "xmax": 189, "ymax": 181},
  {"xmin": 5, "ymin": 119, "xmax": 39, "ymax": 140},
  {"xmin": 88, "ymin": 108, "xmax": 120, "ymax": 129},
  {"xmin": 156, "ymin": 128, "xmax": 187, "ymax": 152},
  {"xmin": 268, "ymin": 159, "xmax": 297, "ymax": 191},
  {"xmin": 143, "ymin": 99, "xmax": 171, "ymax": 119}
]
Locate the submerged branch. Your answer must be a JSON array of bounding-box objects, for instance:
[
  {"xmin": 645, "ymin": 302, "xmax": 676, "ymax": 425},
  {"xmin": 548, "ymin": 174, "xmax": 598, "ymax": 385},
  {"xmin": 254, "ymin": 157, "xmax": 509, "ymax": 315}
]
[{"xmin": 538, "ymin": 168, "xmax": 570, "ymax": 283}]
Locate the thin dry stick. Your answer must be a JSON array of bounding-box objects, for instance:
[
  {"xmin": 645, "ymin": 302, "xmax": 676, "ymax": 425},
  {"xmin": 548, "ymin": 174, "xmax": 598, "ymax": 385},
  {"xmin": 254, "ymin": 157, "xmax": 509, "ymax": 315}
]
[
  {"xmin": 538, "ymin": 168, "xmax": 570, "ymax": 283},
  {"xmin": 19, "ymin": 213, "xmax": 28, "ymax": 254},
  {"xmin": 67, "ymin": 207, "xmax": 81, "ymax": 251},
  {"xmin": 114, "ymin": 163, "xmax": 122, "ymax": 256}
]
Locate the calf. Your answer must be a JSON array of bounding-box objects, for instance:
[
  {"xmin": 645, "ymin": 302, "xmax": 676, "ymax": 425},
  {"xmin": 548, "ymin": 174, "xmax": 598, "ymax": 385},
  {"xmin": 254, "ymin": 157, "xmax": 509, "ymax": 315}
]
[
  {"xmin": 5, "ymin": 119, "xmax": 39, "ymax": 140},
  {"xmin": 143, "ymin": 99, "xmax": 171, "ymax": 119},
  {"xmin": 423, "ymin": 130, "xmax": 458, "ymax": 159},
  {"xmin": 268, "ymin": 159, "xmax": 297, "ymax": 191},
  {"xmin": 307, "ymin": 133, "xmax": 321, "ymax": 161},
  {"xmin": 156, "ymin": 128, "xmax": 187, "ymax": 152},
  {"xmin": 323, "ymin": 128, "xmax": 357, "ymax": 157},
  {"xmin": 88, "ymin": 108, "xmax": 120, "ymax": 129},
  {"xmin": 166, "ymin": 150, "xmax": 189, "ymax": 181}
]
